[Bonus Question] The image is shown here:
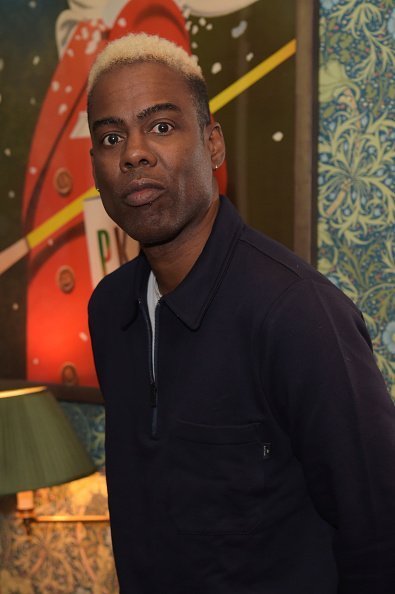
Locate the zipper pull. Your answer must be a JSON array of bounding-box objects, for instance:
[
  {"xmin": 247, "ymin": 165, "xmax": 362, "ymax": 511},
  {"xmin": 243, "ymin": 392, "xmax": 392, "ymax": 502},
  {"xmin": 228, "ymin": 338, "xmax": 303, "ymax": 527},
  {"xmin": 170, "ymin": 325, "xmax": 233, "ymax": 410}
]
[{"xmin": 150, "ymin": 382, "xmax": 158, "ymax": 407}]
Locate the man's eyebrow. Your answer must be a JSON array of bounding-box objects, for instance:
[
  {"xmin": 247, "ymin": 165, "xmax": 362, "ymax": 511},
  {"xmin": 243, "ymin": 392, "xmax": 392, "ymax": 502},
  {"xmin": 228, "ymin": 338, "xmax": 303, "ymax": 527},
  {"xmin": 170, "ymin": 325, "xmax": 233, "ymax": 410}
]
[
  {"xmin": 92, "ymin": 117, "xmax": 125, "ymax": 133},
  {"xmin": 136, "ymin": 103, "xmax": 181, "ymax": 120}
]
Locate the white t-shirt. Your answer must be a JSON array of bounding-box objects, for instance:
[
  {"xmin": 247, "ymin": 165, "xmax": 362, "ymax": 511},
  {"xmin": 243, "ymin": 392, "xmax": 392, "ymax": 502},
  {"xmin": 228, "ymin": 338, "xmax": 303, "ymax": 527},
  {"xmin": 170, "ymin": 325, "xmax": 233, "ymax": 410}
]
[{"xmin": 147, "ymin": 271, "xmax": 162, "ymax": 375}]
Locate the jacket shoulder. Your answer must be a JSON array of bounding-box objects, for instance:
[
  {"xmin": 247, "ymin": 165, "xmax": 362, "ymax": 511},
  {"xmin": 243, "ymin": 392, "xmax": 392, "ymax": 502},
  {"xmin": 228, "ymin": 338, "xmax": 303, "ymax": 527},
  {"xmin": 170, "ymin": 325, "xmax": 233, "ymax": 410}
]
[
  {"xmin": 240, "ymin": 225, "xmax": 318, "ymax": 281},
  {"xmin": 235, "ymin": 225, "xmax": 361, "ymax": 316}
]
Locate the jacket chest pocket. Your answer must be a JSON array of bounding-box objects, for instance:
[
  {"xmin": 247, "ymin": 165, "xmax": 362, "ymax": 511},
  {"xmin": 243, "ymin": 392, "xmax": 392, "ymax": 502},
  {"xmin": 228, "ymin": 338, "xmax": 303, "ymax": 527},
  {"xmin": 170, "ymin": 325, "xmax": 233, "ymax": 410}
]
[{"xmin": 168, "ymin": 420, "xmax": 269, "ymax": 535}]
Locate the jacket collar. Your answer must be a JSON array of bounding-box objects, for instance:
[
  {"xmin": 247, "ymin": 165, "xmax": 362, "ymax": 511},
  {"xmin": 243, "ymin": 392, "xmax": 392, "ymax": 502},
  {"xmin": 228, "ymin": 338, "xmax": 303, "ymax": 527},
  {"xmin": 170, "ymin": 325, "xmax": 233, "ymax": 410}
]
[{"xmin": 120, "ymin": 196, "xmax": 244, "ymax": 330}]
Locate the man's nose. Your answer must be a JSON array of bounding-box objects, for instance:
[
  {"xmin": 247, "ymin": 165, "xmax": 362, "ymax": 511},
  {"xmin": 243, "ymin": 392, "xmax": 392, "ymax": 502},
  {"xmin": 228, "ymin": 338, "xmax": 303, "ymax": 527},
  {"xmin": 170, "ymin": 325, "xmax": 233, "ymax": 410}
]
[{"xmin": 120, "ymin": 133, "xmax": 157, "ymax": 171}]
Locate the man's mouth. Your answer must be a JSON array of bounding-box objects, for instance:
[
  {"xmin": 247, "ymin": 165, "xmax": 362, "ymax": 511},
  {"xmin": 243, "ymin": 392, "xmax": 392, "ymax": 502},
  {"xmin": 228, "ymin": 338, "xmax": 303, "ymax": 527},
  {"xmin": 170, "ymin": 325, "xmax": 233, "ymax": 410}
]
[{"xmin": 122, "ymin": 179, "xmax": 165, "ymax": 207}]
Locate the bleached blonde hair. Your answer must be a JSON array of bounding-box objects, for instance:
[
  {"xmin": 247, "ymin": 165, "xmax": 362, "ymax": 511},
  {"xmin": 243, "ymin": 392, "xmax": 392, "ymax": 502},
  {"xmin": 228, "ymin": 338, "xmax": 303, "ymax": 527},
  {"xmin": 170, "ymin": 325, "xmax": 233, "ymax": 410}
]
[
  {"xmin": 87, "ymin": 33, "xmax": 210, "ymax": 128},
  {"xmin": 88, "ymin": 33, "xmax": 204, "ymax": 92}
]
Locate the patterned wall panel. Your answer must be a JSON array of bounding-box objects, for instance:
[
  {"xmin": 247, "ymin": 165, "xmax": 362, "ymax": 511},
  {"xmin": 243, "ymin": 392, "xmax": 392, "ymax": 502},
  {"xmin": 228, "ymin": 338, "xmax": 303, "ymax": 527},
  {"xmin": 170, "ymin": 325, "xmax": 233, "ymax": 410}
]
[{"xmin": 318, "ymin": 0, "xmax": 395, "ymax": 395}]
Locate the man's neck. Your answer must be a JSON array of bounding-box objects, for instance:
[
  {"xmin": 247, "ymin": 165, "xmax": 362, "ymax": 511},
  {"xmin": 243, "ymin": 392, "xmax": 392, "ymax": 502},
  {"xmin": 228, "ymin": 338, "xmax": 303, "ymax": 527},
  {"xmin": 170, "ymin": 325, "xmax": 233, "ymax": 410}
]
[{"xmin": 143, "ymin": 198, "xmax": 220, "ymax": 295}]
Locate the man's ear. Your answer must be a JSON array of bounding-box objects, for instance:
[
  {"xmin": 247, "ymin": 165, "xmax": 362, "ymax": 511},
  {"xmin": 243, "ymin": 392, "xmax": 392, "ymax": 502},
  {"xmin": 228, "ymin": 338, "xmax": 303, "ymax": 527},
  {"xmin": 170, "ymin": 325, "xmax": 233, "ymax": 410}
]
[{"xmin": 207, "ymin": 122, "xmax": 226, "ymax": 170}]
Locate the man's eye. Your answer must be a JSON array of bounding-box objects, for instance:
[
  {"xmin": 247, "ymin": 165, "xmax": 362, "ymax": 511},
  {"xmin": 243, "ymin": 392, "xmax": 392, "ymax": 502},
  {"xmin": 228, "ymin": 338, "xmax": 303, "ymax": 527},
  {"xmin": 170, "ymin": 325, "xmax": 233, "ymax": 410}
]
[
  {"xmin": 103, "ymin": 133, "xmax": 122, "ymax": 146},
  {"xmin": 152, "ymin": 122, "xmax": 174, "ymax": 134}
]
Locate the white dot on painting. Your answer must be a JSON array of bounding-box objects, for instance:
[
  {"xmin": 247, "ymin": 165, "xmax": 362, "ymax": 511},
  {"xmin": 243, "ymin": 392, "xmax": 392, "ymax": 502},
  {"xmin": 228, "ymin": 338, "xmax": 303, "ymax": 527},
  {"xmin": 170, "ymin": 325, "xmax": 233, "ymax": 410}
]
[
  {"xmin": 211, "ymin": 62, "xmax": 222, "ymax": 75},
  {"xmin": 58, "ymin": 104, "xmax": 68, "ymax": 115},
  {"xmin": 199, "ymin": 17, "xmax": 206, "ymax": 26},
  {"xmin": 185, "ymin": 21, "xmax": 192, "ymax": 31},
  {"xmin": 231, "ymin": 20, "xmax": 248, "ymax": 39},
  {"xmin": 81, "ymin": 27, "xmax": 89, "ymax": 40},
  {"xmin": 4, "ymin": 148, "xmax": 11, "ymax": 157},
  {"xmin": 0, "ymin": 58, "xmax": 4, "ymax": 71},
  {"xmin": 47, "ymin": 238, "xmax": 54, "ymax": 246},
  {"xmin": 65, "ymin": 85, "xmax": 72, "ymax": 93},
  {"xmin": 8, "ymin": 190, "xmax": 15, "ymax": 198},
  {"xmin": 206, "ymin": 23, "xmax": 213, "ymax": 31},
  {"xmin": 183, "ymin": 8, "xmax": 191, "ymax": 18},
  {"xmin": 32, "ymin": 55, "xmax": 40, "ymax": 66},
  {"xmin": 117, "ymin": 18, "xmax": 127, "ymax": 27},
  {"xmin": 29, "ymin": 166, "xmax": 37, "ymax": 174},
  {"xmin": 29, "ymin": 0, "xmax": 37, "ymax": 7},
  {"xmin": 92, "ymin": 29, "xmax": 101, "ymax": 43},
  {"xmin": 32, "ymin": 358, "xmax": 40, "ymax": 365},
  {"xmin": 52, "ymin": 80, "xmax": 60, "ymax": 92},
  {"xmin": 30, "ymin": 97, "xmax": 36, "ymax": 105},
  {"xmin": 12, "ymin": 303, "xmax": 19, "ymax": 311},
  {"xmin": 79, "ymin": 332, "xmax": 88, "ymax": 342},
  {"xmin": 85, "ymin": 30, "xmax": 101, "ymax": 56},
  {"xmin": 272, "ymin": 131, "xmax": 284, "ymax": 142},
  {"xmin": 67, "ymin": 48, "xmax": 75, "ymax": 57},
  {"xmin": 246, "ymin": 52, "xmax": 254, "ymax": 62},
  {"xmin": 191, "ymin": 42, "xmax": 198, "ymax": 49},
  {"xmin": 192, "ymin": 24, "xmax": 199, "ymax": 35}
]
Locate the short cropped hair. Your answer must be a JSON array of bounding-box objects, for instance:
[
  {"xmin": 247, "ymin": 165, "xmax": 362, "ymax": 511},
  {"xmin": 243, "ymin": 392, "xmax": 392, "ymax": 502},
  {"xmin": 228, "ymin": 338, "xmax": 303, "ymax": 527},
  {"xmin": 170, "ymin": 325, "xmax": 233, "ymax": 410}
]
[{"xmin": 87, "ymin": 33, "xmax": 211, "ymax": 129}]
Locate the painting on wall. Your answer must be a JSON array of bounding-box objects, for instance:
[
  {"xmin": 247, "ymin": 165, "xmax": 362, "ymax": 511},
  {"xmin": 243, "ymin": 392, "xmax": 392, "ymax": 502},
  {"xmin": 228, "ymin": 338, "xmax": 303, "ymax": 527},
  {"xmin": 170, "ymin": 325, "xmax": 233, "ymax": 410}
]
[{"xmin": 0, "ymin": 0, "xmax": 296, "ymax": 388}]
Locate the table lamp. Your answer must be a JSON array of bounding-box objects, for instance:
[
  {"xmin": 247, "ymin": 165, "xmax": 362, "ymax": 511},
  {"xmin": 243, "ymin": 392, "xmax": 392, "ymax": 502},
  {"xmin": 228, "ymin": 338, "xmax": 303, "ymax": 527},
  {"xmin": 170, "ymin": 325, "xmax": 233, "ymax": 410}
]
[{"xmin": 0, "ymin": 386, "xmax": 105, "ymax": 527}]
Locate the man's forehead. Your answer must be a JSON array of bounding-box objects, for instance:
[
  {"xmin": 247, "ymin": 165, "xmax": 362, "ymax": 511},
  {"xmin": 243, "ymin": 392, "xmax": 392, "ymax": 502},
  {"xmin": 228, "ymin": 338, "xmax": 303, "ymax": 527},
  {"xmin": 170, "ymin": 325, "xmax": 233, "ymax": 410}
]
[
  {"xmin": 90, "ymin": 62, "xmax": 196, "ymax": 121},
  {"xmin": 91, "ymin": 102, "xmax": 182, "ymax": 133}
]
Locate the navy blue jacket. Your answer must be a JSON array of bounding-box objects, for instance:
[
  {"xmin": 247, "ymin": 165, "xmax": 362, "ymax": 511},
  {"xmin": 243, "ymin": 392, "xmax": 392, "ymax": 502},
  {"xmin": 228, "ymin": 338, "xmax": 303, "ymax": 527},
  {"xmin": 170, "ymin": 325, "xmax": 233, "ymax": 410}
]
[{"xmin": 89, "ymin": 196, "xmax": 395, "ymax": 593}]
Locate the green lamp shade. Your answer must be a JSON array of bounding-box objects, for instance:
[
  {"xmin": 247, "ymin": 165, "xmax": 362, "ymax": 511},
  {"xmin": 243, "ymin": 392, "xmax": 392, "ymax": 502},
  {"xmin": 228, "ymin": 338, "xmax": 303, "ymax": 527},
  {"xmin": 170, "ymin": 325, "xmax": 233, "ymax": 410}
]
[{"xmin": 0, "ymin": 387, "xmax": 96, "ymax": 496}]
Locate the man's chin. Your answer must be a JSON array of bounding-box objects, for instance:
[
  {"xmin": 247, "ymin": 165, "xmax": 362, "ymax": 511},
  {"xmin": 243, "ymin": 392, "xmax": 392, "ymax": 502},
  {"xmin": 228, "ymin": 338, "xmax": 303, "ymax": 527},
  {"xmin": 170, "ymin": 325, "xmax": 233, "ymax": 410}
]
[
  {"xmin": 140, "ymin": 231, "xmax": 181, "ymax": 249},
  {"xmin": 117, "ymin": 224, "xmax": 181, "ymax": 248}
]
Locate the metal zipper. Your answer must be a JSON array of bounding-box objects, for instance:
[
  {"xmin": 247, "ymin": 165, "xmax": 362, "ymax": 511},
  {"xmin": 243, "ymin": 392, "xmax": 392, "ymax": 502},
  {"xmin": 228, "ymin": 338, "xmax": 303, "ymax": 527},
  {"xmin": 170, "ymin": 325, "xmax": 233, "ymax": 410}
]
[{"xmin": 139, "ymin": 297, "xmax": 161, "ymax": 438}]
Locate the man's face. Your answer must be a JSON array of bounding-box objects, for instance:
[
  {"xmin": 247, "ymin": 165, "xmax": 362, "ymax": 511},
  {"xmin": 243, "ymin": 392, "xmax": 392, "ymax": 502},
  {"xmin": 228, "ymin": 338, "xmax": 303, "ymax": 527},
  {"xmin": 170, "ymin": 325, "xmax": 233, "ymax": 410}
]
[{"xmin": 89, "ymin": 62, "xmax": 224, "ymax": 247}]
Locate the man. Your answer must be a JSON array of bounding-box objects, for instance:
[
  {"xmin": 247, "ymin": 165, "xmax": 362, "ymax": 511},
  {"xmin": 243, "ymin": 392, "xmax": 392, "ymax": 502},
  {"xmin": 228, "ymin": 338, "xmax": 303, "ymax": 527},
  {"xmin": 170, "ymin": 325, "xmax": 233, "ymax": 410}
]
[{"xmin": 88, "ymin": 33, "xmax": 395, "ymax": 593}]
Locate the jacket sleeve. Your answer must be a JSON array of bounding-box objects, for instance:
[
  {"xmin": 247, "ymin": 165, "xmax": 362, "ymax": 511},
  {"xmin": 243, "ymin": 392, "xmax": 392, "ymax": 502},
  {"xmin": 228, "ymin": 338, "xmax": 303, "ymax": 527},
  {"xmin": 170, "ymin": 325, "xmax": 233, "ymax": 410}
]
[{"xmin": 260, "ymin": 278, "xmax": 395, "ymax": 593}]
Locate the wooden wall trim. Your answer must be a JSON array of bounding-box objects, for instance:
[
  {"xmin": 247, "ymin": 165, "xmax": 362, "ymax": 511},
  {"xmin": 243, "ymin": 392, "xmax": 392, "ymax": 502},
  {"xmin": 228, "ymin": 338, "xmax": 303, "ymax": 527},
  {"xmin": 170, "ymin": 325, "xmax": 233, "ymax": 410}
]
[{"xmin": 293, "ymin": 0, "xmax": 319, "ymax": 265}]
